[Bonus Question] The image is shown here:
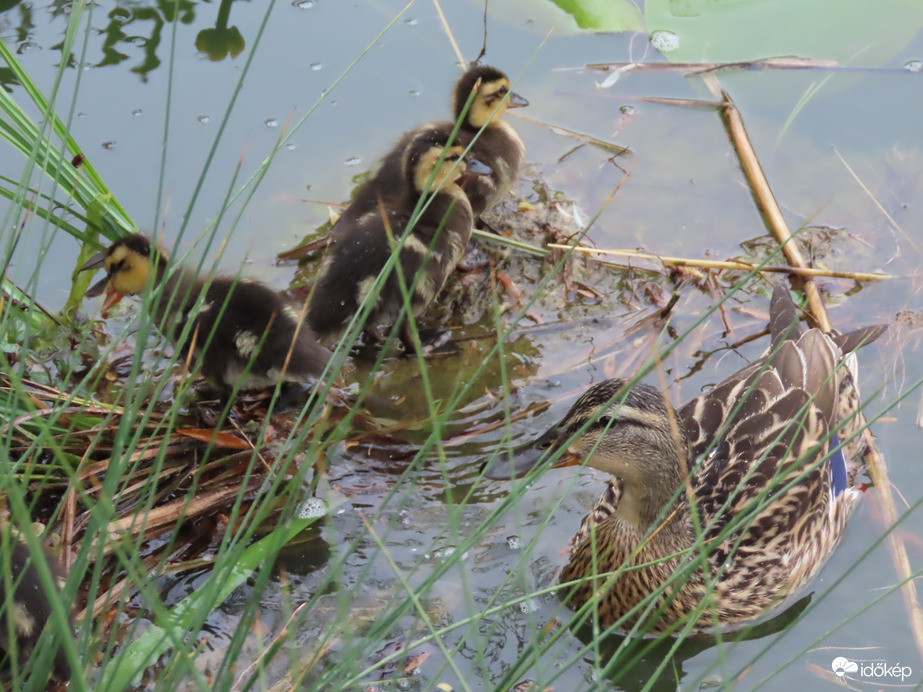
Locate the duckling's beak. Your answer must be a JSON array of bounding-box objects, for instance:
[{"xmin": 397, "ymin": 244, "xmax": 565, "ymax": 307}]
[
  {"xmin": 79, "ymin": 249, "xmax": 108, "ymax": 273},
  {"xmin": 464, "ymin": 157, "xmax": 492, "ymax": 177},
  {"xmin": 84, "ymin": 276, "xmax": 124, "ymax": 313},
  {"xmin": 506, "ymin": 91, "xmax": 528, "ymax": 109},
  {"xmin": 84, "ymin": 275, "xmax": 110, "ymax": 299},
  {"xmin": 80, "ymin": 250, "xmax": 124, "ymax": 312},
  {"xmin": 482, "ymin": 429, "xmax": 580, "ymax": 480}
]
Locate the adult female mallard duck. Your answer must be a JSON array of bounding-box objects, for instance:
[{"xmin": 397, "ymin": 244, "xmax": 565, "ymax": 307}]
[
  {"xmin": 308, "ymin": 128, "xmax": 490, "ymax": 351},
  {"xmin": 343, "ymin": 64, "xmax": 527, "ymax": 223},
  {"xmin": 484, "ymin": 286, "xmax": 886, "ymax": 633},
  {"xmin": 0, "ymin": 530, "xmax": 71, "ymax": 680},
  {"xmin": 80, "ymin": 234, "xmax": 330, "ymax": 398}
]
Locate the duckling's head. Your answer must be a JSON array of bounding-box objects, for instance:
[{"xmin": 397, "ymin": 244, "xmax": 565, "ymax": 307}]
[
  {"xmin": 80, "ymin": 233, "xmax": 163, "ymax": 311},
  {"xmin": 404, "ymin": 129, "xmax": 491, "ymax": 195},
  {"xmin": 484, "ymin": 379, "xmax": 688, "ymax": 527},
  {"xmin": 453, "ymin": 65, "xmax": 528, "ymax": 130}
]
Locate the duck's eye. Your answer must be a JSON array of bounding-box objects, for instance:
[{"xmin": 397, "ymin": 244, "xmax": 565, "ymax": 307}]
[
  {"xmin": 498, "ymin": 86, "xmax": 508, "ymax": 97},
  {"xmin": 537, "ymin": 438, "xmax": 554, "ymax": 450}
]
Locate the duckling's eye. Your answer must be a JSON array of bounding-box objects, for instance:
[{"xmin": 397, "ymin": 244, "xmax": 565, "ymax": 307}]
[
  {"xmin": 537, "ymin": 438, "xmax": 554, "ymax": 450},
  {"xmin": 498, "ymin": 86, "xmax": 508, "ymax": 97},
  {"xmin": 110, "ymin": 259, "xmax": 125, "ymax": 272}
]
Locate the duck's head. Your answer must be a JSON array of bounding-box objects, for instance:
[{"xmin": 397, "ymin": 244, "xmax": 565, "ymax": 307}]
[
  {"xmin": 404, "ymin": 129, "xmax": 492, "ymax": 195},
  {"xmin": 79, "ymin": 233, "xmax": 161, "ymax": 312},
  {"xmin": 484, "ymin": 379, "xmax": 688, "ymax": 525},
  {"xmin": 453, "ymin": 65, "xmax": 528, "ymax": 130},
  {"xmin": 484, "ymin": 379, "xmax": 685, "ymax": 480}
]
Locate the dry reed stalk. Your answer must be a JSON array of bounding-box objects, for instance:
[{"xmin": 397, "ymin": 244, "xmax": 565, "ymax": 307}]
[
  {"xmin": 715, "ymin": 88, "xmax": 832, "ymax": 330},
  {"xmin": 99, "ymin": 486, "xmax": 244, "ymax": 550},
  {"xmin": 546, "ymin": 245, "xmax": 892, "ymax": 282}
]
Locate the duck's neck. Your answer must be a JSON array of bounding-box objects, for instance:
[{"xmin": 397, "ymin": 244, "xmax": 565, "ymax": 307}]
[
  {"xmin": 146, "ymin": 258, "xmax": 205, "ymax": 339},
  {"xmin": 610, "ymin": 435, "xmax": 692, "ymax": 537}
]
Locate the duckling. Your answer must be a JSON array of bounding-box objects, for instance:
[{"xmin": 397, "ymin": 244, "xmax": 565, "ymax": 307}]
[
  {"xmin": 0, "ymin": 531, "xmax": 72, "ymax": 681},
  {"xmin": 343, "ymin": 64, "xmax": 527, "ymax": 223},
  {"xmin": 484, "ymin": 286, "xmax": 886, "ymax": 633},
  {"xmin": 308, "ymin": 128, "xmax": 491, "ymax": 350},
  {"xmin": 80, "ymin": 234, "xmax": 331, "ymax": 398}
]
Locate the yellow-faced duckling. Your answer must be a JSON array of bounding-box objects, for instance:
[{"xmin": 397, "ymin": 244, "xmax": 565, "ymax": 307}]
[
  {"xmin": 80, "ymin": 234, "xmax": 330, "ymax": 397},
  {"xmin": 308, "ymin": 128, "xmax": 490, "ymax": 350},
  {"xmin": 344, "ymin": 64, "xmax": 527, "ymax": 222},
  {"xmin": 0, "ymin": 531, "xmax": 72, "ymax": 681},
  {"xmin": 485, "ymin": 286, "xmax": 886, "ymax": 633}
]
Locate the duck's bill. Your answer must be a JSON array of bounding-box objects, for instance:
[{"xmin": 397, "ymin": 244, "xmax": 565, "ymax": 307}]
[
  {"xmin": 85, "ymin": 274, "xmax": 111, "ymax": 299},
  {"xmin": 100, "ymin": 289, "xmax": 124, "ymax": 314},
  {"xmin": 85, "ymin": 275, "xmax": 123, "ymax": 313},
  {"xmin": 464, "ymin": 157, "xmax": 492, "ymax": 176},
  {"xmin": 482, "ymin": 434, "xmax": 580, "ymax": 480},
  {"xmin": 507, "ymin": 92, "xmax": 529, "ymax": 109},
  {"xmin": 79, "ymin": 249, "xmax": 108, "ymax": 273}
]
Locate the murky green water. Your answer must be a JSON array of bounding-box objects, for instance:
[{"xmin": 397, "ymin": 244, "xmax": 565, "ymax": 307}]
[{"xmin": 2, "ymin": 0, "xmax": 922, "ymax": 689}]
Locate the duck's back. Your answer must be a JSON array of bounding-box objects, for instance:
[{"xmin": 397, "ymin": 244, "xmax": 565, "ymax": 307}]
[{"xmin": 676, "ymin": 288, "xmax": 885, "ymax": 603}]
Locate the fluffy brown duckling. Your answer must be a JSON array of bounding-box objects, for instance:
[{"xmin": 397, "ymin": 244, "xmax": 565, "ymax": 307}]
[
  {"xmin": 80, "ymin": 234, "xmax": 330, "ymax": 398},
  {"xmin": 343, "ymin": 64, "xmax": 527, "ymax": 222},
  {"xmin": 307, "ymin": 128, "xmax": 490, "ymax": 351},
  {"xmin": 0, "ymin": 531, "xmax": 72, "ymax": 682}
]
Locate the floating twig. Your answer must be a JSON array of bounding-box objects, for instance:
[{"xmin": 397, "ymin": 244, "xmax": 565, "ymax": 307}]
[
  {"xmin": 546, "ymin": 245, "xmax": 893, "ymax": 282},
  {"xmin": 716, "ymin": 88, "xmax": 832, "ymax": 330}
]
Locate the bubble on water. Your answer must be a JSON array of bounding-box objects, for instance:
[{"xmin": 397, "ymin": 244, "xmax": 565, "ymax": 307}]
[
  {"xmin": 197, "ymin": 114, "xmax": 210, "ymax": 124},
  {"xmin": 101, "ymin": 141, "xmax": 116, "ymax": 150},
  {"xmin": 409, "ymin": 89, "xmax": 420, "ymax": 97},
  {"xmin": 286, "ymin": 142, "xmax": 297, "ymax": 151},
  {"xmin": 650, "ymin": 30, "xmax": 679, "ymax": 53},
  {"xmin": 293, "ymin": 0, "xmax": 315, "ymax": 8},
  {"xmin": 430, "ymin": 545, "xmax": 468, "ymax": 561},
  {"xmin": 904, "ymin": 60, "xmax": 922, "ymax": 73},
  {"xmin": 345, "ymin": 157, "xmax": 361, "ymax": 166},
  {"xmin": 507, "ymin": 535, "xmax": 521, "ymax": 550},
  {"xmin": 518, "ymin": 599, "xmax": 539, "ymax": 613},
  {"xmin": 404, "ymin": 18, "xmax": 417, "ymax": 26},
  {"xmin": 310, "ymin": 62, "xmax": 322, "ymax": 71},
  {"xmin": 132, "ymin": 108, "xmax": 143, "ymax": 117},
  {"xmin": 298, "ymin": 497, "xmax": 327, "ymax": 519},
  {"xmin": 620, "ymin": 105, "xmax": 636, "ymax": 116},
  {"xmin": 265, "ymin": 118, "xmax": 279, "ymax": 128}
]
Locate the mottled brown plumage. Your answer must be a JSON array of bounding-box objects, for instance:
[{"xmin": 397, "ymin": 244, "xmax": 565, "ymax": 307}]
[
  {"xmin": 485, "ymin": 287, "xmax": 886, "ymax": 633},
  {"xmin": 308, "ymin": 129, "xmax": 490, "ymax": 350},
  {"xmin": 80, "ymin": 234, "xmax": 330, "ymax": 396}
]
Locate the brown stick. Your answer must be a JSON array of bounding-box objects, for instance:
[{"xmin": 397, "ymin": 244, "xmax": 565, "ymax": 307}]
[
  {"xmin": 717, "ymin": 89, "xmax": 831, "ymax": 330},
  {"xmin": 546, "ymin": 245, "xmax": 892, "ymax": 282}
]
